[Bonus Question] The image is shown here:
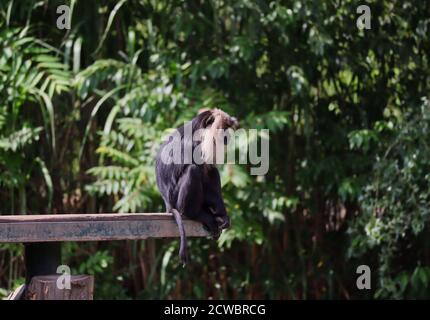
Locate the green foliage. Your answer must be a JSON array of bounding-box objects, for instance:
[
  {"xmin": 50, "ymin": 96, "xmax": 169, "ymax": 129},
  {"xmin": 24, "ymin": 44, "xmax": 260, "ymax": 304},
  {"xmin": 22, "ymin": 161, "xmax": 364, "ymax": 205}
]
[
  {"xmin": 62, "ymin": 242, "xmax": 129, "ymax": 299},
  {"xmin": 0, "ymin": 22, "xmax": 70, "ymax": 214},
  {"xmin": 349, "ymin": 98, "xmax": 430, "ymax": 298}
]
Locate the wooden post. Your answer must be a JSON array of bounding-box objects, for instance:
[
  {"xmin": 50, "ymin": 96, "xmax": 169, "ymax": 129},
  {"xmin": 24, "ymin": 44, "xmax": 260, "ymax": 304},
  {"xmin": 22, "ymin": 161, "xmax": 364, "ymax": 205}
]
[{"xmin": 25, "ymin": 275, "xmax": 94, "ymax": 300}]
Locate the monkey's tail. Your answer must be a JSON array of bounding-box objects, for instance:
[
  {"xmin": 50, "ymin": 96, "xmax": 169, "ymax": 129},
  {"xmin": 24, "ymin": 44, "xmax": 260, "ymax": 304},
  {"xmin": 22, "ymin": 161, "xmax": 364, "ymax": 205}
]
[{"xmin": 171, "ymin": 208, "xmax": 188, "ymax": 266}]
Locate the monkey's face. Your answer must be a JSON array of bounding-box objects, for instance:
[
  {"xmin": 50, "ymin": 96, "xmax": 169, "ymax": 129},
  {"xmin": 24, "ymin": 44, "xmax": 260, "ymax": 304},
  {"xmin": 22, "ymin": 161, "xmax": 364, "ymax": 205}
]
[{"xmin": 200, "ymin": 108, "xmax": 239, "ymax": 164}]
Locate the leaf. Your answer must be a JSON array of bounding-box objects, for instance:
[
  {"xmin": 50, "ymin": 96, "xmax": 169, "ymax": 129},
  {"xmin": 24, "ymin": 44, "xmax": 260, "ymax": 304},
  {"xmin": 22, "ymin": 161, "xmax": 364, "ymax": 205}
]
[
  {"xmin": 30, "ymin": 88, "xmax": 56, "ymax": 151},
  {"xmin": 35, "ymin": 157, "xmax": 53, "ymax": 211},
  {"xmin": 78, "ymin": 85, "xmax": 126, "ymax": 160},
  {"xmin": 93, "ymin": 0, "xmax": 127, "ymax": 56}
]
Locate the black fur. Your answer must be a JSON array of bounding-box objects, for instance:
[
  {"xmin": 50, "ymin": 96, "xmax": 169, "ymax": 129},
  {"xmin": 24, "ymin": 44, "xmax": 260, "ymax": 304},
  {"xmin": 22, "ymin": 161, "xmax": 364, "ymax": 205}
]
[{"xmin": 155, "ymin": 111, "xmax": 230, "ymax": 265}]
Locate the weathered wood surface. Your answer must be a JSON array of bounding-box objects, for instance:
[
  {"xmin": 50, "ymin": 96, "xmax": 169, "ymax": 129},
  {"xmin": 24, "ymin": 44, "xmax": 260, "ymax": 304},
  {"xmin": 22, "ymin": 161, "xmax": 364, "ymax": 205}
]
[
  {"xmin": 0, "ymin": 213, "xmax": 209, "ymax": 243},
  {"xmin": 25, "ymin": 275, "xmax": 94, "ymax": 300}
]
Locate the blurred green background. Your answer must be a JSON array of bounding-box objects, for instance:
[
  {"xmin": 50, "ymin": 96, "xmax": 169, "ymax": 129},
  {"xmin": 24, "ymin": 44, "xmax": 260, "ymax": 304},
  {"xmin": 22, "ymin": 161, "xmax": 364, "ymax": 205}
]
[{"xmin": 1, "ymin": 0, "xmax": 430, "ymax": 299}]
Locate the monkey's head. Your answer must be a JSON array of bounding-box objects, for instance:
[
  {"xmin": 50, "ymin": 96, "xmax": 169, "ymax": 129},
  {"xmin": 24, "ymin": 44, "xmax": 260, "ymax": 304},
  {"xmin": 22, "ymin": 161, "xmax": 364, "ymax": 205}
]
[
  {"xmin": 196, "ymin": 108, "xmax": 240, "ymax": 164},
  {"xmin": 198, "ymin": 108, "xmax": 239, "ymax": 131}
]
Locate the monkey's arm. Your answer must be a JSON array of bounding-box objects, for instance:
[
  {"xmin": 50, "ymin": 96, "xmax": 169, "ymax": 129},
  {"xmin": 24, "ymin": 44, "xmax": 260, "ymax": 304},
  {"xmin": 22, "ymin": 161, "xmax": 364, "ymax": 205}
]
[{"xmin": 202, "ymin": 167, "xmax": 226, "ymax": 214}]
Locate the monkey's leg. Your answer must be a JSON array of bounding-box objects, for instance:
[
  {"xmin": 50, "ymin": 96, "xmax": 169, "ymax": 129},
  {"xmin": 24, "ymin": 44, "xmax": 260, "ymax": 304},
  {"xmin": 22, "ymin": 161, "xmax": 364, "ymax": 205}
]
[
  {"xmin": 203, "ymin": 167, "xmax": 230, "ymax": 229},
  {"xmin": 204, "ymin": 193, "xmax": 230, "ymax": 230},
  {"xmin": 176, "ymin": 165, "xmax": 220, "ymax": 238}
]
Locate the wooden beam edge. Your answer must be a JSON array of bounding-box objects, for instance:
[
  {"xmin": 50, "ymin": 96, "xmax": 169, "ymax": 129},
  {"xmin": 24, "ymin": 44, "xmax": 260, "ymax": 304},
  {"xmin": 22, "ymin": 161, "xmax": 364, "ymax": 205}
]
[{"xmin": 0, "ymin": 213, "xmax": 176, "ymax": 223}]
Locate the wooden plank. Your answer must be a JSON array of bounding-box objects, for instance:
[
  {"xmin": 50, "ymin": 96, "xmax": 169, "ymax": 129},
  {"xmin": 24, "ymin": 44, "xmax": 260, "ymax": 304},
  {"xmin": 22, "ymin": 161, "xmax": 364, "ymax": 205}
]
[{"xmin": 0, "ymin": 213, "xmax": 209, "ymax": 243}]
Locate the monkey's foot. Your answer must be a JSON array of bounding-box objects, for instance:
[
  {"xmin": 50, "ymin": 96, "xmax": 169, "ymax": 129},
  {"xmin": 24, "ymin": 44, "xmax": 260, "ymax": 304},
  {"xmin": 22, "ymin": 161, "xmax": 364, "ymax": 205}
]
[
  {"xmin": 203, "ymin": 223, "xmax": 221, "ymax": 240},
  {"xmin": 215, "ymin": 216, "xmax": 231, "ymax": 230}
]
